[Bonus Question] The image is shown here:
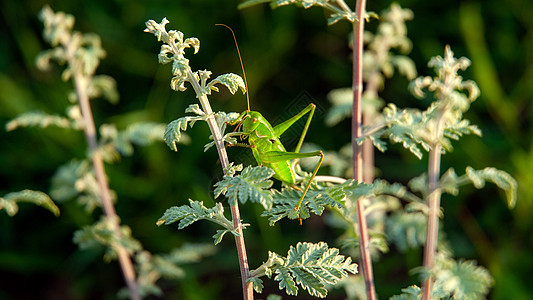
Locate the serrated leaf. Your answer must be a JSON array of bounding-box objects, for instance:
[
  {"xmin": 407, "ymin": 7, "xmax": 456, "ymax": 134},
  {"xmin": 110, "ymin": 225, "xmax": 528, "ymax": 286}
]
[
  {"xmin": 439, "ymin": 167, "xmax": 517, "ymax": 208},
  {"xmin": 208, "ymin": 73, "xmax": 246, "ymax": 95},
  {"xmin": 390, "ymin": 285, "xmax": 421, "ymax": 300},
  {"xmin": 73, "ymin": 217, "xmax": 142, "ymax": 261},
  {"xmin": 254, "ymin": 242, "xmax": 357, "ymax": 298},
  {"xmin": 87, "ymin": 75, "xmax": 119, "ymax": 104},
  {"xmin": 1, "ymin": 190, "xmax": 59, "ymax": 217},
  {"xmin": 213, "ymin": 229, "xmax": 230, "ymax": 245},
  {"xmin": 158, "ymin": 200, "xmax": 233, "ymax": 243},
  {"xmin": 164, "ymin": 115, "xmax": 203, "ymax": 151},
  {"xmin": 249, "ymin": 277, "xmax": 265, "ymax": 293},
  {"xmin": 6, "ymin": 111, "xmax": 74, "ymax": 131},
  {"xmin": 214, "ymin": 166, "xmax": 274, "ymax": 209},
  {"xmin": 113, "ymin": 122, "xmax": 169, "ymax": 156},
  {"xmin": 432, "ymin": 255, "xmax": 493, "ymax": 300},
  {"xmin": 386, "ymin": 212, "xmax": 426, "ymax": 252},
  {"xmin": 325, "ymin": 88, "xmax": 352, "ymax": 127}
]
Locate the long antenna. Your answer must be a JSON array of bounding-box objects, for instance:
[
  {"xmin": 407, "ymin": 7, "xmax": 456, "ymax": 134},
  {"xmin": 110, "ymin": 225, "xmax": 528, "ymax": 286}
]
[{"xmin": 216, "ymin": 24, "xmax": 250, "ymax": 111}]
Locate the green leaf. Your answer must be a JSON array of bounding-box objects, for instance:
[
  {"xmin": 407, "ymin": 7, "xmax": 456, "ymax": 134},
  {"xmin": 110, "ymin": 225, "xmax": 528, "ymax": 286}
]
[
  {"xmin": 207, "ymin": 73, "xmax": 246, "ymax": 95},
  {"xmin": 1, "ymin": 190, "xmax": 59, "ymax": 217},
  {"xmin": 124, "ymin": 244, "xmax": 215, "ymax": 299},
  {"xmin": 157, "ymin": 200, "xmax": 234, "ymax": 243},
  {"xmin": 252, "ymin": 242, "xmax": 358, "ymax": 298},
  {"xmin": 249, "ymin": 277, "xmax": 265, "ymax": 293},
  {"xmin": 214, "ymin": 166, "xmax": 275, "ymax": 209},
  {"xmin": 115, "ymin": 122, "xmax": 168, "ymax": 155},
  {"xmin": 390, "ymin": 285, "xmax": 421, "ymax": 300},
  {"xmin": 432, "ymin": 254, "xmax": 493, "ymax": 300},
  {"xmin": 164, "ymin": 115, "xmax": 203, "ymax": 152},
  {"xmin": 87, "ymin": 75, "xmax": 119, "ymax": 104},
  {"xmin": 73, "ymin": 217, "xmax": 142, "ymax": 262},
  {"xmin": 263, "ymin": 188, "xmax": 310, "ymax": 225},
  {"xmin": 238, "ymin": 0, "xmax": 274, "ymax": 9},
  {"xmin": 386, "ymin": 212, "xmax": 426, "ymax": 252},
  {"xmin": 325, "ymin": 88, "xmax": 352, "ymax": 127},
  {"xmin": 5, "ymin": 111, "xmax": 74, "ymax": 131},
  {"xmin": 264, "ymin": 180, "xmax": 374, "ymax": 225},
  {"xmin": 49, "ymin": 159, "xmax": 111, "ymax": 212},
  {"xmin": 440, "ymin": 167, "xmax": 518, "ymax": 208}
]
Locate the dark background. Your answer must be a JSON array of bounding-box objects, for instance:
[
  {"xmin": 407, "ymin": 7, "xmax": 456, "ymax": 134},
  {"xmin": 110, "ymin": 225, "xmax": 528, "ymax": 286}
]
[{"xmin": 0, "ymin": 0, "xmax": 531, "ymax": 299}]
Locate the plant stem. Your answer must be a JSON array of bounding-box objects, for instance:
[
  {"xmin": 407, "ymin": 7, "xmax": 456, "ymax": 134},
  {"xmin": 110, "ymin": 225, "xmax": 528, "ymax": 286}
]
[
  {"xmin": 186, "ymin": 69, "xmax": 253, "ymax": 300},
  {"xmin": 421, "ymin": 142, "xmax": 442, "ymax": 300},
  {"xmin": 69, "ymin": 59, "xmax": 140, "ymax": 300},
  {"xmin": 352, "ymin": 0, "xmax": 377, "ymax": 299}
]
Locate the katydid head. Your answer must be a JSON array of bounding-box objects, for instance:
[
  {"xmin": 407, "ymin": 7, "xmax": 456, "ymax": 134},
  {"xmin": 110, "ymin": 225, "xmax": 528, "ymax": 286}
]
[{"xmin": 240, "ymin": 110, "xmax": 263, "ymax": 133}]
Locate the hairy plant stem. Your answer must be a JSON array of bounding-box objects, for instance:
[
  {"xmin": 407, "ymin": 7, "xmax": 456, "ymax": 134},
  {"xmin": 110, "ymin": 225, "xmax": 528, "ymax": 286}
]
[
  {"xmin": 421, "ymin": 109, "xmax": 445, "ymax": 299},
  {"xmin": 421, "ymin": 142, "xmax": 442, "ymax": 300},
  {"xmin": 67, "ymin": 53, "xmax": 139, "ymax": 300},
  {"xmin": 186, "ymin": 69, "xmax": 253, "ymax": 300},
  {"xmin": 352, "ymin": 0, "xmax": 377, "ymax": 299}
]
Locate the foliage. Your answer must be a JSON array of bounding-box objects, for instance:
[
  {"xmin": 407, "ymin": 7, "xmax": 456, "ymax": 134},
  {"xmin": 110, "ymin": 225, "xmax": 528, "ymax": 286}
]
[
  {"xmin": 214, "ymin": 165, "xmax": 275, "ymax": 209},
  {"xmin": 73, "ymin": 217, "xmax": 143, "ymax": 261},
  {"xmin": 99, "ymin": 122, "xmax": 168, "ymax": 161},
  {"xmin": 238, "ymin": 0, "xmax": 376, "ymax": 25},
  {"xmin": 157, "ymin": 200, "xmax": 237, "ymax": 245},
  {"xmin": 125, "ymin": 244, "xmax": 216, "ymax": 298},
  {"xmin": 1, "ymin": 0, "xmax": 529, "ymax": 299},
  {"xmin": 0, "ymin": 190, "xmax": 59, "ymax": 217},
  {"xmin": 431, "ymin": 253, "xmax": 493, "ymax": 300},
  {"xmin": 250, "ymin": 242, "xmax": 358, "ymax": 297}
]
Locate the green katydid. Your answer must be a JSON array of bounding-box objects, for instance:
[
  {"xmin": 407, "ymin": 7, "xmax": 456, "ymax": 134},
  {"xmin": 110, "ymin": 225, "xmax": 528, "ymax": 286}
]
[{"xmin": 217, "ymin": 24, "xmax": 324, "ymax": 223}]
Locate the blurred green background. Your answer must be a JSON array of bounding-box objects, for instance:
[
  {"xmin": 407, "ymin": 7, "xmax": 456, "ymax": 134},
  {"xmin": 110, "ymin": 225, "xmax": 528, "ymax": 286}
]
[{"xmin": 0, "ymin": 0, "xmax": 531, "ymax": 299}]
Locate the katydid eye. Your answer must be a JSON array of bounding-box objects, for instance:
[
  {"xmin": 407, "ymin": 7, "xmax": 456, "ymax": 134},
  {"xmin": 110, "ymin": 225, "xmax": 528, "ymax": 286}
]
[{"xmin": 251, "ymin": 117, "xmax": 258, "ymax": 123}]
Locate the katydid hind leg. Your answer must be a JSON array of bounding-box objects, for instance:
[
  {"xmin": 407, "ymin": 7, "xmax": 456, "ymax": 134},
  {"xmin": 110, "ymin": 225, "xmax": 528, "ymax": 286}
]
[
  {"xmin": 273, "ymin": 103, "xmax": 316, "ymax": 153},
  {"xmin": 294, "ymin": 151, "xmax": 324, "ymax": 222}
]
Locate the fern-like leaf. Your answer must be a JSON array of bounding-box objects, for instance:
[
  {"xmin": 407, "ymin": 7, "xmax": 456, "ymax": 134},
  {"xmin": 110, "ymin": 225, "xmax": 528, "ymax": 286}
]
[
  {"xmin": 432, "ymin": 255, "xmax": 493, "ymax": 300},
  {"xmin": 164, "ymin": 115, "xmax": 203, "ymax": 152},
  {"xmin": 115, "ymin": 122, "xmax": 168, "ymax": 155},
  {"xmin": 73, "ymin": 217, "xmax": 142, "ymax": 261},
  {"xmin": 49, "ymin": 159, "xmax": 112, "ymax": 212},
  {"xmin": 207, "ymin": 73, "xmax": 246, "ymax": 95},
  {"xmin": 157, "ymin": 200, "xmax": 235, "ymax": 244},
  {"xmin": 386, "ymin": 212, "xmax": 426, "ymax": 252},
  {"xmin": 390, "ymin": 285, "xmax": 421, "ymax": 300},
  {"xmin": 6, "ymin": 111, "xmax": 74, "ymax": 131},
  {"xmin": 0, "ymin": 190, "xmax": 59, "ymax": 217},
  {"xmin": 214, "ymin": 166, "xmax": 275, "ymax": 209},
  {"xmin": 439, "ymin": 167, "xmax": 518, "ymax": 208},
  {"xmin": 251, "ymin": 242, "xmax": 358, "ymax": 298},
  {"xmin": 264, "ymin": 180, "xmax": 374, "ymax": 225}
]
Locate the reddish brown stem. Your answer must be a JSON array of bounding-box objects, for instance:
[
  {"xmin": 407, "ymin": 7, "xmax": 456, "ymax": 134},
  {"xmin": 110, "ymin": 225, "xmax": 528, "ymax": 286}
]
[
  {"xmin": 421, "ymin": 143, "xmax": 442, "ymax": 300},
  {"xmin": 71, "ymin": 66, "xmax": 139, "ymax": 300},
  {"xmin": 187, "ymin": 70, "xmax": 253, "ymax": 300},
  {"xmin": 352, "ymin": 0, "xmax": 377, "ymax": 299}
]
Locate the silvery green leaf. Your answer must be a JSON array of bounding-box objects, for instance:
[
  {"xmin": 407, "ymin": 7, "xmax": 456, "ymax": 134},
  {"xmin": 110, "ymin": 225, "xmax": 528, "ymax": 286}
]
[
  {"xmin": 214, "ymin": 166, "xmax": 274, "ymax": 209},
  {"xmin": 1, "ymin": 190, "xmax": 59, "ymax": 217},
  {"xmin": 208, "ymin": 73, "xmax": 246, "ymax": 95},
  {"xmin": 5, "ymin": 111, "xmax": 73, "ymax": 131}
]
